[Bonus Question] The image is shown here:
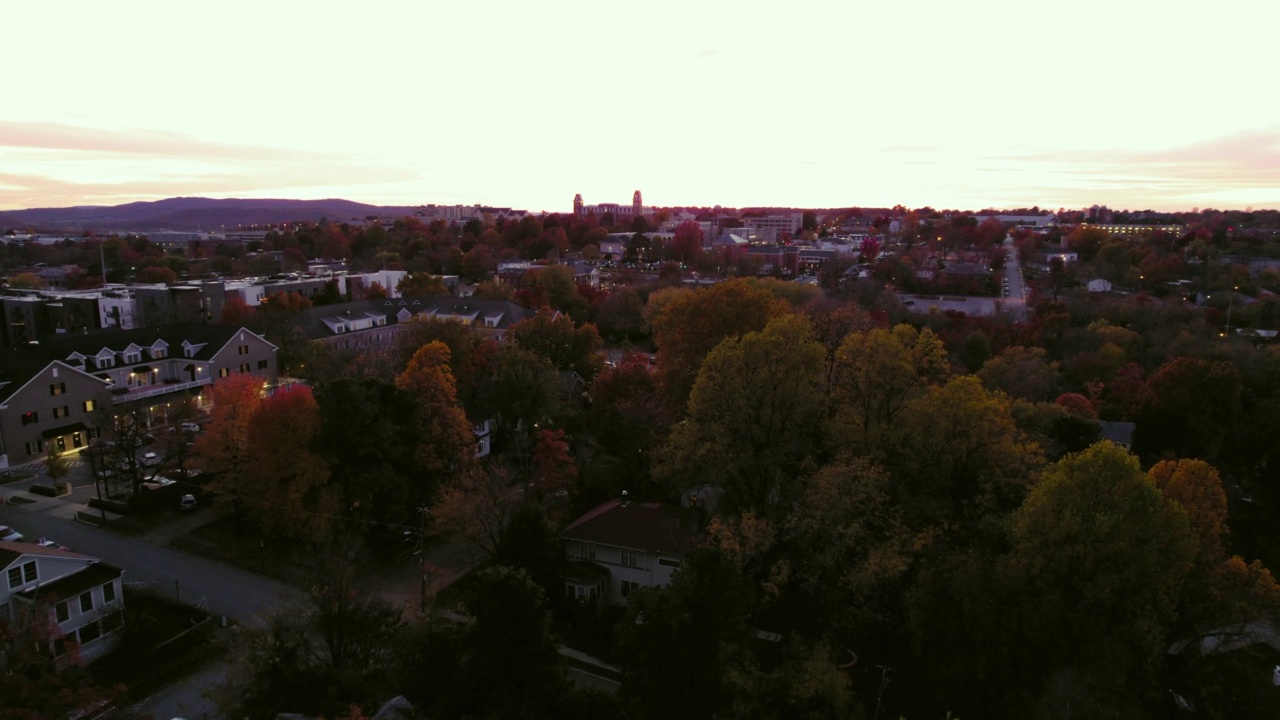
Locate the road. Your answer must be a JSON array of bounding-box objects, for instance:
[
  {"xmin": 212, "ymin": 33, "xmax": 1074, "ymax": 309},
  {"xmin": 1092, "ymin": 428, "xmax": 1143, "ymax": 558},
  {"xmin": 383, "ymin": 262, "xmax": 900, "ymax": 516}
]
[
  {"xmin": 1, "ymin": 473, "xmax": 304, "ymax": 719},
  {"xmin": 1003, "ymin": 236, "xmax": 1029, "ymax": 321}
]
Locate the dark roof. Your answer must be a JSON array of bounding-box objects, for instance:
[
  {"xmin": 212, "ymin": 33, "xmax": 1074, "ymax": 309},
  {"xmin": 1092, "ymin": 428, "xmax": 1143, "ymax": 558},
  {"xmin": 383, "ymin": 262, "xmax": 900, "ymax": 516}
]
[
  {"xmin": 561, "ymin": 500, "xmax": 703, "ymax": 555},
  {"xmin": 0, "ymin": 323, "xmax": 265, "ymax": 404},
  {"xmin": 1099, "ymin": 420, "xmax": 1135, "ymax": 446},
  {"xmin": 20, "ymin": 561, "xmax": 123, "ymax": 602},
  {"xmin": 287, "ymin": 296, "xmax": 535, "ymax": 341}
]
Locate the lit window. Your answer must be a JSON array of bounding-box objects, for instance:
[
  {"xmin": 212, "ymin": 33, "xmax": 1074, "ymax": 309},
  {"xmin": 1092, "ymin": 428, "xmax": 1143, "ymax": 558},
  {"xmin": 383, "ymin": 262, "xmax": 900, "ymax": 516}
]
[{"xmin": 84, "ymin": 400, "xmax": 96, "ymax": 412}]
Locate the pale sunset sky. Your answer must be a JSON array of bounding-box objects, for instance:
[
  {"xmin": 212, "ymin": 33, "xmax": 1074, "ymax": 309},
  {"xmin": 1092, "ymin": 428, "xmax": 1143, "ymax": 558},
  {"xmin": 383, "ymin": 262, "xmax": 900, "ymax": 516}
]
[{"xmin": 3, "ymin": 1, "xmax": 1278, "ymax": 214}]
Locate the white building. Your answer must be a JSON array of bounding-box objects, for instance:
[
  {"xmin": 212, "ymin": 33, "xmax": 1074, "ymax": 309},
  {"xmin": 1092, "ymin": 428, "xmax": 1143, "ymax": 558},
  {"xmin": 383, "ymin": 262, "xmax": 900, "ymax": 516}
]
[
  {"xmin": 560, "ymin": 498, "xmax": 702, "ymax": 605},
  {"xmin": 1, "ymin": 541, "xmax": 125, "ymax": 665}
]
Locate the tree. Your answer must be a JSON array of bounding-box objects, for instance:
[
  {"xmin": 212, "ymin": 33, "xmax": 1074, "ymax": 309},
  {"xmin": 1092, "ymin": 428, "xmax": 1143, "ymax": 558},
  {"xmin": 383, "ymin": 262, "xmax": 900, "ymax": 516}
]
[
  {"xmin": 394, "ymin": 342, "xmax": 475, "ymax": 496},
  {"xmin": 529, "ymin": 428, "xmax": 576, "ymax": 506},
  {"xmin": 508, "ymin": 311, "xmax": 605, "ymax": 382},
  {"xmin": 1147, "ymin": 459, "xmax": 1228, "ymax": 562},
  {"xmin": 473, "ymin": 344, "xmax": 564, "ymax": 451},
  {"xmin": 1136, "ymin": 357, "xmax": 1242, "ymax": 464},
  {"xmin": 532, "ymin": 265, "xmax": 589, "ymax": 320},
  {"xmin": 1008, "ymin": 442, "xmax": 1196, "ymax": 707},
  {"xmin": 7, "ymin": 272, "xmax": 46, "ymax": 289},
  {"xmin": 219, "ymin": 294, "xmax": 257, "ymax": 326},
  {"xmin": 1054, "ymin": 392, "xmax": 1097, "ymax": 419},
  {"xmin": 595, "ymin": 287, "xmax": 646, "ymax": 342},
  {"xmin": 135, "ymin": 265, "xmax": 177, "ymax": 284},
  {"xmin": 890, "ymin": 376, "xmax": 1042, "ymax": 533},
  {"xmin": 431, "ymin": 462, "xmax": 522, "ymax": 558},
  {"xmin": 669, "ymin": 221, "xmax": 704, "ymax": 263},
  {"xmin": 42, "ymin": 446, "xmax": 71, "ymax": 487},
  {"xmin": 649, "ymin": 279, "xmax": 784, "ymax": 415},
  {"xmin": 0, "ymin": 603, "xmax": 125, "ymax": 720},
  {"xmin": 195, "ymin": 375, "xmax": 266, "ymax": 531},
  {"xmin": 315, "ymin": 378, "xmax": 421, "ymax": 527},
  {"xmin": 826, "ymin": 324, "xmax": 949, "ymax": 458},
  {"xmin": 397, "ymin": 272, "xmax": 449, "ymax": 298},
  {"xmin": 450, "ymin": 566, "xmax": 567, "ymax": 717},
  {"xmin": 619, "ymin": 550, "xmax": 752, "ymax": 720},
  {"xmin": 976, "ymin": 345, "xmax": 1060, "ymax": 402},
  {"xmin": 657, "ymin": 314, "xmax": 824, "ymax": 520},
  {"xmin": 243, "ymin": 386, "xmax": 336, "ymax": 540}
]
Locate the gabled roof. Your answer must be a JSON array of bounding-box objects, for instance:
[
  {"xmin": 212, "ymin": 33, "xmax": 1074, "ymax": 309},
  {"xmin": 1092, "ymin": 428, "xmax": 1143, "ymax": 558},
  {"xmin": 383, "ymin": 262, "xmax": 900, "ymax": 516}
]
[
  {"xmin": 0, "ymin": 540, "xmax": 96, "ymax": 570},
  {"xmin": 561, "ymin": 500, "xmax": 703, "ymax": 555},
  {"xmin": 0, "ymin": 324, "xmax": 265, "ymax": 405}
]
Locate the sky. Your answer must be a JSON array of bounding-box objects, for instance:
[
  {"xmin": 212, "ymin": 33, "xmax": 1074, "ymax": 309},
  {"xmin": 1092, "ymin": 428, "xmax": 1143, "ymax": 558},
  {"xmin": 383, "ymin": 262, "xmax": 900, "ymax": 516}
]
[{"xmin": 4, "ymin": 1, "xmax": 1279, "ymax": 215}]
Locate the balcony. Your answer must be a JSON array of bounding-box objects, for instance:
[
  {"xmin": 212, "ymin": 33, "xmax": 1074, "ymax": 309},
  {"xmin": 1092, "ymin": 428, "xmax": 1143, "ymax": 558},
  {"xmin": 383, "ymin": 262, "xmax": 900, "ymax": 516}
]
[{"xmin": 118, "ymin": 377, "xmax": 212, "ymax": 401}]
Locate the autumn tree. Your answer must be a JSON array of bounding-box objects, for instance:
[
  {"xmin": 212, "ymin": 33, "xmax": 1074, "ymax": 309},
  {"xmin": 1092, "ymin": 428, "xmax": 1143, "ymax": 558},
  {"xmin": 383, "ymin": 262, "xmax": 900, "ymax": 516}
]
[
  {"xmin": 242, "ymin": 386, "xmax": 336, "ymax": 540},
  {"xmin": 394, "ymin": 342, "xmax": 475, "ymax": 497},
  {"xmin": 649, "ymin": 279, "xmax": 784, "ymax": 415},
  {"xmin": 584, "ymin": 354, "xmax": 669, "ymax": 498},
  {"xmin": 219, "ymin": 294, "xmax": 257, "ymax": 326},
  {"xmin": 1136, "ymin": 357, "xmax": 1243, "ymax": 465},
  {"xmin": 508, "ymin": 311, "xmax": 605, "ymax": 382},
  {"xmin": 196, "ymin": 374, "xmax": 267, "ymax": 531},
  {"xmin": 0, "ymin": 604, "xmax": 126, "ymax": 720},
  {"xmin": 669, "ymin": 221, "xmax": 704, "ymax": 263},
  {"xmin": 657, "ymin": 314, "xmax": 824, "ymax": 521},
  {"xmin": 431, "ymin": 462, "xmax": 521, "ymax": 558},
  {"xmin": 473, "ymin": 344, "xmax": 564, "ymax": 451}
]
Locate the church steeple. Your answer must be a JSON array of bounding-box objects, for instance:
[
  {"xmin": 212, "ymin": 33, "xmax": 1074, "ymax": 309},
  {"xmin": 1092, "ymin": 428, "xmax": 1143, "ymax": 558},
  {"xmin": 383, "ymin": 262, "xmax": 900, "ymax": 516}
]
[{"xmin": 574, "ymin": 193, "xmax": 584, "ymax": 216}]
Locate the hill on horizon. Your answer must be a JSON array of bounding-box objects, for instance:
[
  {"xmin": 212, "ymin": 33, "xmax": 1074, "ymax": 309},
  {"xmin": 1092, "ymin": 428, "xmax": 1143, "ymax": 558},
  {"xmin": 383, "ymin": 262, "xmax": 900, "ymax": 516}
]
[{"xmin": 0, "ymin": 197, "xmax": 424, "ymax": 233}]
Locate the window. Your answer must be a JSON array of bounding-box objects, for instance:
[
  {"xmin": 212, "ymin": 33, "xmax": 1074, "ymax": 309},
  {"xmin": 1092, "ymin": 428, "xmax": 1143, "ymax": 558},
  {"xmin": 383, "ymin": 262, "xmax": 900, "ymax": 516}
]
[
  {"xmin": 53, "ymin": 405, "xmax": 70, "ymax": 419},
  {"xmin": 238, "ymin": 344, "xmax": 249, "ymax": 355},
  {"xmin": 581, "ymin": 544, "xmax": 597, "ymax": 560},
  {"xmin": 102, "ymin": 581, "xmax": 116, "ymax": 603},
  {"xmin": 218, "ymin": 368, "xmax": 230, "ymax": 378},
  {"xmin": 658, "ymin": 558, "xmax": 682, "ymax": 568},
  {"xmin": 124, "ymin": 352, "xmax": 140, "ymax": 364},
  {"xmin": 621, "ymin": 550, "xmax": 639, "ymax": 568},
  {"xmin": 84, "ymin": 400, "xmax": 96, "ymax": 412},
  {"xmin": 79, "ymin": 591, "xmax": 93, "ymax": 613},
  {"xmin": 621, "ymin": 580, "xmax": 641, "ymax": 597},
  {"xmin": 8, "ymin": 561, "xmax": 37, "ymax": 589},
  {"xmin": 50, "ymin": 382, "xmax": 66, "ymax": 396},
  {"xmin": 153, "ymin": 347, "xmax": 167, "ymax": 359},
  {"xmin": 21, "ymin": 411, "xmax": 38, "ymax": 425},
  {"xmin": 25, "ymin": 440, "xmax": 44, "ymax": 455},
  {"xmin": 79, "ymin": 620, "xmax": 101, "ymax": 644},
  {"xmin": 98, "ymin": 355, "xmax": 114, "ymax": 368},
  {"xmin": 239, "ymin": 363, "xmax": 251, "ymax": 373},
  {"xmin": 53, "ymin": 635, "xmax": 68, "ymax": 657},
  {"xmin": 56, "ymin": 601, "xmax": 69, "ymax": 623},
  {"xmin": 257, "ymin": 359, "xmax": 268, "ymax": 370}
]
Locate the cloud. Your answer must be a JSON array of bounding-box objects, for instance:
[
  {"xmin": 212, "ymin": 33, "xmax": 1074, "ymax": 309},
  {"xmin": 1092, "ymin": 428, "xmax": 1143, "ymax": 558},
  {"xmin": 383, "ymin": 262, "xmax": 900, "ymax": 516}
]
[{"xmin": 0, "ymin": 121, "xmax": 422, "ymax": 210}]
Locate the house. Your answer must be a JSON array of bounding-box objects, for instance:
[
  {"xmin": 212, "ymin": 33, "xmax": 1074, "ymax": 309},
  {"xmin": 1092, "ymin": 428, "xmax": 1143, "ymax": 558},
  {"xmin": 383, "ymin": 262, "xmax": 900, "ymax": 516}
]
[
  {"xmin": 560, "ymin": 497, "xmax": 703, "ymax": 605},
  {"xmin": 1087, "ymin": 278, "xmax": 1113, "ymax": 293},
  {"xmin": 1098, "ymin": 420, "xmax": 1135, "ymax": 450},
  {"xmin": 0, "ymin": 324, "xmax": 278, "ymax": 467},
  {"xmin": 0, "ymin": 541, "xmax": 125, "ymax": 665}
]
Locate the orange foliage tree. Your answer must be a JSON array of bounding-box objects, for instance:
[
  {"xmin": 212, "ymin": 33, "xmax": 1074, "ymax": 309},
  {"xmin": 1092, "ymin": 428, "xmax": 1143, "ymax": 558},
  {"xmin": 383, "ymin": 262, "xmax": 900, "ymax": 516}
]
[
  {"xmin": 395, "ymin": 342, "xmax": 475, "ymax": 503},
  {"xmin": 244, "ymin": 386, "xmax": 336, "ymax": 540},
  {"xmin": 195, "ymin": 375, "xmax": 266, "ymax": 530}
]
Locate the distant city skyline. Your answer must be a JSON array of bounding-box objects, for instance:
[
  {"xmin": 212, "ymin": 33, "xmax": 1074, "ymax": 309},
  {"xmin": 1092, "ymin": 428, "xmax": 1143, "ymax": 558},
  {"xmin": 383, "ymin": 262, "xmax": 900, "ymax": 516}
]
[{"xmin": 4, "ymin": 2, "xmax": 1279, "ymax": 214}]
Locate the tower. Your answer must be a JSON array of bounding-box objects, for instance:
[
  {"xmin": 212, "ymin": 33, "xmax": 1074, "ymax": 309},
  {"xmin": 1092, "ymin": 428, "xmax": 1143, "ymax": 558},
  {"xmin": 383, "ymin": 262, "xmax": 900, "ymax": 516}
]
[
  {"xmin": 573, "ymin": 193, "xmax": 584, "ymax": 216},
  {"xmin": 632, "ymin": 190, "xmax": 642, "ymax": 216}
]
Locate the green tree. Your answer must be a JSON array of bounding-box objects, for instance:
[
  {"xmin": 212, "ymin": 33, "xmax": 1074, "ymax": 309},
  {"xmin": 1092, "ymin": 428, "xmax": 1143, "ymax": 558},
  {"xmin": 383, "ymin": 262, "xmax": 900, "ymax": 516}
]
[
  {"xmin": 826, "ymin": 324, "xmax": 949, "ymax": 457},
  {"xmin": 657, "ymin": 314, "xmax": 824, "ymax": 520},
  {"xmin": 649, "ymin": 278, "xmax": 784, "ymax": 415},
  {"xmin": 975, "ymin": 345, "xmax": 1060, "ymax": 402},
  {"xmin": 1008, "ymin": 442, "xmax": 1196, "ymax": 710}
]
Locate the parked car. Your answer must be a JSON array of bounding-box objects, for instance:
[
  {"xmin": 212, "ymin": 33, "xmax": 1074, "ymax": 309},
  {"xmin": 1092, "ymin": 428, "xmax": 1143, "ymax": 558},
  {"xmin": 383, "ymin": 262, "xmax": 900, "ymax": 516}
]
[
  {"xmin": 141, "ymin": 452, "xmax": 161, "ymax": 467},
  {"xmin": 0, "ymin": 525, "xmax": 24, "ymax": 542},
  {"xmin": 180, "ymin": 494, "xmax": 197, "ymax": 512},
  {"xmin": 181, "ymin": 421, "xmax": 201, "ymax": 433}
]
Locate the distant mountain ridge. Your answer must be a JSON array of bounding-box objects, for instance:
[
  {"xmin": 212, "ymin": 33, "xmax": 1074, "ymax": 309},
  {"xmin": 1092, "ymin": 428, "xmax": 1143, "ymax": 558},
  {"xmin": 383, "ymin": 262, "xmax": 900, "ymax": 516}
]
[{"xmin": 0, "ymin": 197, "xmax": 423, "ymax": 233}]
